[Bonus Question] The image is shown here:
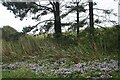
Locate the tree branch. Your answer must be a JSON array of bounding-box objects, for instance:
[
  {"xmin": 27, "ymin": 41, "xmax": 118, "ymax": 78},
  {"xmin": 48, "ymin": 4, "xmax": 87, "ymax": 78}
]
[
  {"xmin": 33, "ymin": 2, "xmax": 53, "ymax": 12},
  {"xmin": 33, "ymin": 19, "xmax": 54, "ymax": 28}
]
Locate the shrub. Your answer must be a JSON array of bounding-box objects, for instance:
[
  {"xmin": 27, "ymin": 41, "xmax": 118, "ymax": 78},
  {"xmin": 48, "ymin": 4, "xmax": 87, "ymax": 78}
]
[{"xmin": 2, "ymin": 26, "xmax": 24, "ymax": 41}]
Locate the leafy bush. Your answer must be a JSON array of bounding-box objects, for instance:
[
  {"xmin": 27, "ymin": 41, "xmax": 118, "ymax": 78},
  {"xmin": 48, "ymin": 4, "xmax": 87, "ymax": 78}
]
[{"xmin": 2, "ymin": 26, "xmax": 24, "ymax": 41}]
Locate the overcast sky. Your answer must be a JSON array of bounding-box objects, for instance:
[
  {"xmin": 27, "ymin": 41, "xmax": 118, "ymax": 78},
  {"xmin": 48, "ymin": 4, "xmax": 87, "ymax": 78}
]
[{"xmin": 0, "ymin": 0, "xmax": 118, "ymax": 32}]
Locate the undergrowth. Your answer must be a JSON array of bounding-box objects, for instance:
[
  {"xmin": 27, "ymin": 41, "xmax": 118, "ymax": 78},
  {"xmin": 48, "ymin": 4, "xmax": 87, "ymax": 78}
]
[
  {"xmin": 2, "ymin": 26, "xmax": 120, "ymax": 78},
  {"xmin": 2, "ymin": 27, "xmax": 119, "ymax": 63}
]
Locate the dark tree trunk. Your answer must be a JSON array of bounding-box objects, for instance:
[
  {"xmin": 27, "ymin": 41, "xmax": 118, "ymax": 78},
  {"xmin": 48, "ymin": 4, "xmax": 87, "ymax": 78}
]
[
  {"xmin": 76, "ymin": 2, "xmax": 79, "ymax": 37},
  {"xmin": 89, "ymin": 1, "xmax": 96, "ymax": 52},
  {"xmin": 89, "ymin": 1, "xmax": 94, "ymax": 35},
  {"xmin": 53, "ymin": 2, "xmax": 62, "ymax": 38}
]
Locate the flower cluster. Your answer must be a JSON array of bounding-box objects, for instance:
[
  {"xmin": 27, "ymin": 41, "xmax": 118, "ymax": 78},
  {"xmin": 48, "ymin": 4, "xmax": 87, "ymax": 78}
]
[{"xmin": 2, "ymin": 58, "xmax": 118, "ymax": 78}]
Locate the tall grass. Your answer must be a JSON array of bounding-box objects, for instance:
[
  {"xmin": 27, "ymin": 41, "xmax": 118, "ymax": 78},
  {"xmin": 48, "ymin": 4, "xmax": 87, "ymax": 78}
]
[{"xmin": 2, "ymin": 27, "xmax": 119, "ymax": 63}]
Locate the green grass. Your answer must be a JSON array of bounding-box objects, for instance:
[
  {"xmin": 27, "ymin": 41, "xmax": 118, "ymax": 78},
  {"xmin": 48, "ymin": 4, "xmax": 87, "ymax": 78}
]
[
  {"xmin": 2, "ymin": 27, "xmax": 119, "ymax": 63},
  {"xmin": 2, "ymin": 26, "xmax": 119, "ymax": 78},
  {"xmin": 2, "ymin": 66, "xmax": 119, "ymax": 78},
  {"xmin": 109, "ymin": 70, "xmax": 120, "ymax": 78},
  {"xmin": 2, "ymin": 66, "xmax": 39, "ymax": 78}
]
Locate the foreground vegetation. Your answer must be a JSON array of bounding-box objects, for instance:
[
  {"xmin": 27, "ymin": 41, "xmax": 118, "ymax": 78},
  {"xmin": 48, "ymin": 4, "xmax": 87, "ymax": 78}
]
[{"xmin": 2, "ymin": 26, "xmax": 120, "ymax": 79}]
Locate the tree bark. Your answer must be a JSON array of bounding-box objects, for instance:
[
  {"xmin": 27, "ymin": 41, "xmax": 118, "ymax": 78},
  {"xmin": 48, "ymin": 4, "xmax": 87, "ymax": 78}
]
[
  {"xmin": 76, "ymin": 2, "xmax": 79, "ymax": 37},
  {"xmin": 53, "ymin": 2, "xmax": 62, "ymax": 38},
  {"xmin": 89, "ymin": 1, "xmax": 94, "ymax": 35}
]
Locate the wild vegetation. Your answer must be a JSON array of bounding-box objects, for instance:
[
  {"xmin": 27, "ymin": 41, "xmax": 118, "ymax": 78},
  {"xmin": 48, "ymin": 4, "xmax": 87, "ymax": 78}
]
[
  {"xmin": 1, "ymin": 0, "xmax": 119, "ymax": 79},
  {"xmin": 2, "ymin": 25, "xmax": 119, "ymax": 79}
]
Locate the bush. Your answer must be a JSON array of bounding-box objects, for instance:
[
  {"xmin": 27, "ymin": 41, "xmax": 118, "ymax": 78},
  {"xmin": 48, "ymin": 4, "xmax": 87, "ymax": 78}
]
[{"xmin": 2, "ymin": 26, "xmax": 23, "ymax": 41}]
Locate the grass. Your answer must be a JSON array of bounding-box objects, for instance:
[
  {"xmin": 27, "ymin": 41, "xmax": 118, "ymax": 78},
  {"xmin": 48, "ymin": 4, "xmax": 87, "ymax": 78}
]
[
  {"xmin": 109, "ymin": 70, "xmax": 120, "ymax": 78},
  {"xmin": 2, "ymin": 26, "xmax": 119, "ymax": 78},
  {"xmin": 2, "ymin": 66, "xmax": 39, "ymax": 78}
]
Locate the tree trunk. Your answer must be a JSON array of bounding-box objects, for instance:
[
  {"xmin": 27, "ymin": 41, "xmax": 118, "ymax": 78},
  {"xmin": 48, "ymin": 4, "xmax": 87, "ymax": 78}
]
[
  {"xmin": 89, "ymin": 1, "xmax": 94, "ymax": 35},
  {"xmin": 54, "ymin": 2, "xmax": 62, "ymax": 38},
  {"xmin": 76, "ymin": 2, "xmax": 79, "ymax": 37},
  {"xmin": 89, "ymin": 1, "xmax": 96, "ymax": 52}
]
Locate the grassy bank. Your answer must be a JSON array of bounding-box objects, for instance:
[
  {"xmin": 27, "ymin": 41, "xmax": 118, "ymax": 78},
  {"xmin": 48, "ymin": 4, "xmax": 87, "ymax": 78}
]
[
  {"xmin": 2, "ymin": 26, "xmax": 119, "ymax": 78},
  {"xmin": 2, "ymin": 27, "xmax": 119, "ymax": 63}
]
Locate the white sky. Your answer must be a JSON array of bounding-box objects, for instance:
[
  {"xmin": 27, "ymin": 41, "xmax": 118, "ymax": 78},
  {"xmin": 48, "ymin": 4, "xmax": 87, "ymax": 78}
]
[{"xmin": 0, "ymin": 0, "xmax": 118, "ymax": 32}]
